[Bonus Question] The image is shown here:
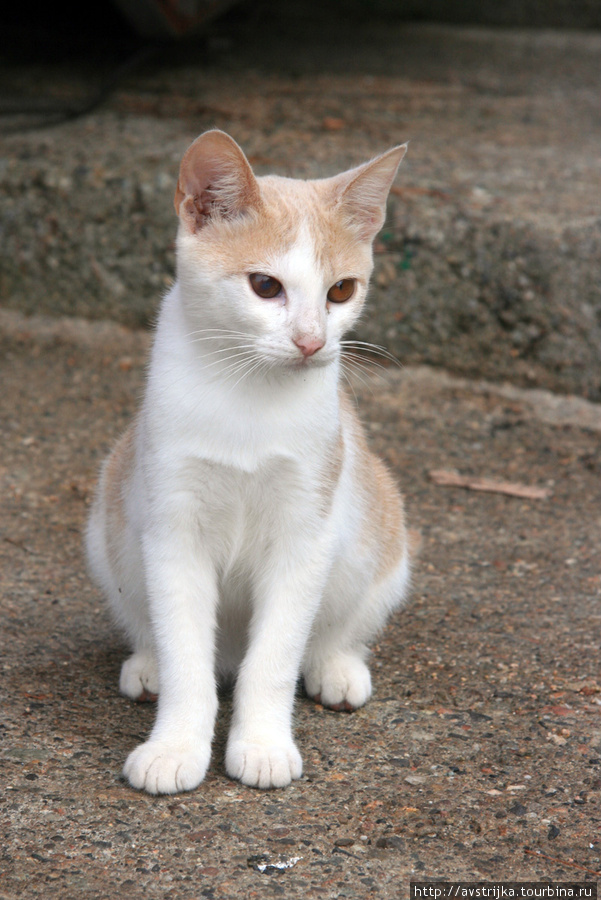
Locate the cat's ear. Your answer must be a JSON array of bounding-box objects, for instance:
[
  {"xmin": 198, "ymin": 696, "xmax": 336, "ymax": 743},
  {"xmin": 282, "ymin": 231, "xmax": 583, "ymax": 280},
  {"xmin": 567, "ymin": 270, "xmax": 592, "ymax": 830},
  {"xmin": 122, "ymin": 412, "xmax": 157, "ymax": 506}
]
[
  {"xmin": 332, "ymin": 144, "xmax": 407, "ymax": 242},
  {"xmin": 174, "ymin": 130, "xmax": 262, "ymax": 233}
]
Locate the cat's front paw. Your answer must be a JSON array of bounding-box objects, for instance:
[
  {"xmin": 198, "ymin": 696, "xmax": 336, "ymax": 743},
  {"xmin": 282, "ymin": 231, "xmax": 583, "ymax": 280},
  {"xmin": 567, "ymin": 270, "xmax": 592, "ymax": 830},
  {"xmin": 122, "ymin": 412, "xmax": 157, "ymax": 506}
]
[
  {"xmin": 304, "ymin": 654, "xmax": 372, "ymax": 711},
  {"xmin": 225, "ymin": 739, "xmax": 302, "ymax": 789},
  {"xmin": 123, "ymin": 740, "xmax": 210, "ymax": 794}
]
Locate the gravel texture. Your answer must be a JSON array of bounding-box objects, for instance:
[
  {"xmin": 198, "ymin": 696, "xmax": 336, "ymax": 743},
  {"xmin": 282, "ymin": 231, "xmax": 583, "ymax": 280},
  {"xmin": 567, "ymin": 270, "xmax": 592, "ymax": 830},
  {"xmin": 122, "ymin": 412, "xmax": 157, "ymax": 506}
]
[{"xmin": 1, "ymin": 311, "xmax": 600, "ymax": 897}]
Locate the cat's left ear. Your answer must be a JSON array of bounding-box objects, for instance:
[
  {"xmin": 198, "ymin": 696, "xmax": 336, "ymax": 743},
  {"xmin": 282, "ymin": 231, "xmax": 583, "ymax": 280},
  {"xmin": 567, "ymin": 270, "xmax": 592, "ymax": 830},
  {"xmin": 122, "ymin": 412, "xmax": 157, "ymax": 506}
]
[
  {"xmin": 333, "ymin": 144, "xmax": 407, "ymax": 242},
  {"xmin": 174, "ymin": 130, "xmax": 262, "ymax": 233}
]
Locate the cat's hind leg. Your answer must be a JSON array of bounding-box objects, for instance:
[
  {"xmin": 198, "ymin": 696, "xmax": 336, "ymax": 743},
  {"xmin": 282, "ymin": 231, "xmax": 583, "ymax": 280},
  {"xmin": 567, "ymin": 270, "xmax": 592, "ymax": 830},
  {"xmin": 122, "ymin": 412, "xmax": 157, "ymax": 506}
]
[
  {"xmin": 86, "ymin": 428, "xmax": 159, "ymax": 702},
  {"xmin": 303, "ymin": 548, "xmax": 411, "ymax": 711},
  {"xmin": 304, "ymin": 652, "xmax": 372, "ymax": 712},
  {"xmin": 109, "ymin": 562, "xmax": 159, "ymax": 702},
  {"xmin": 119, "ymin": 648, "xmax": 159, "ymax": 702},
  {"xmin": 88, "ymin": 516, "xmax": 159, "ymax": 702}
]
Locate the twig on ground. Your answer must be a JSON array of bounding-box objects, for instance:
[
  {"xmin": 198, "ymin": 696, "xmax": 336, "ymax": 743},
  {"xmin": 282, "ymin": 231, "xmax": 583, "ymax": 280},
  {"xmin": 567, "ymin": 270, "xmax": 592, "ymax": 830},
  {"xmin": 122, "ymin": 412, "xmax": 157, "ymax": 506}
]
[
  {"xmin": 428, "ymin": 469, "xmax": 550, "ymax": 500},
  {"xmin": 524, "ymin": 848, "xmax": 601, "ymax": 877}
]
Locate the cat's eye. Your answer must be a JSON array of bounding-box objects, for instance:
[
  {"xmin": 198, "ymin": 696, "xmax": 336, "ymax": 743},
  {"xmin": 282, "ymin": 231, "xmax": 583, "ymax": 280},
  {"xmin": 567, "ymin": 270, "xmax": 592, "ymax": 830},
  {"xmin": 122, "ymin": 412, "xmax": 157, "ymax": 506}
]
[
  {"xmin": 249, "ymin": 273, "xmax": 283, "ymax": 299},
  {"xmin": 327, "ymin": 279, "xmax": 356, "ymax": 303}
]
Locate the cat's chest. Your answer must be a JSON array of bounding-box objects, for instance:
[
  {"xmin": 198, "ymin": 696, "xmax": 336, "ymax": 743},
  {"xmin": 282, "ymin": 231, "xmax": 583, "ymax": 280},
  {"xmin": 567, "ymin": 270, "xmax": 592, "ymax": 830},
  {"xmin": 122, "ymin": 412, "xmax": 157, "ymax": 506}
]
[
  {"xmin": 142, "ymin": 407, "xmax": 340, "ymax": 539},
  {"xmin": 170, "ymin": 453, "xmax": 322, "ymax": 559},
  {"xmin": 158, "ymin": 408, "xmax": 327, "ymax": 476},
  {"xmin": 148, "ymin": 370, "xmax": 339, "ymax": 475}
]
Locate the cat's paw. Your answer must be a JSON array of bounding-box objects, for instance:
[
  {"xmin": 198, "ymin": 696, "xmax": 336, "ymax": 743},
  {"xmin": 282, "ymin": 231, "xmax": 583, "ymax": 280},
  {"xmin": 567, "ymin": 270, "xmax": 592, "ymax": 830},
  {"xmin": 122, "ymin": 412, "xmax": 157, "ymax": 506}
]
[
  {"xmin": 225, "ymin": 739, "xmax": 302, "ymax": 789},
  {"xmin": 119, "ymin": 651, "xmax": 159, "ymax": 702},
  {"xmin": 304, "ymin": 654, "xmax": 372, "ymax": 711},
  {"xmin": 123, "ymin": 740, "xmax": 210, "ymax": 794}
]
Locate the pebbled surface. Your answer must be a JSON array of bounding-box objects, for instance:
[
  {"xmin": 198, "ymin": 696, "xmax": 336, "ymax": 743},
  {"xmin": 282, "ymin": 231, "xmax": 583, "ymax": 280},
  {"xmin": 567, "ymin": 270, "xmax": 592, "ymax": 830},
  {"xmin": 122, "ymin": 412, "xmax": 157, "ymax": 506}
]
[{"xmin": 1, "ymin": 312, "xmax": 600, "ymax": 896}]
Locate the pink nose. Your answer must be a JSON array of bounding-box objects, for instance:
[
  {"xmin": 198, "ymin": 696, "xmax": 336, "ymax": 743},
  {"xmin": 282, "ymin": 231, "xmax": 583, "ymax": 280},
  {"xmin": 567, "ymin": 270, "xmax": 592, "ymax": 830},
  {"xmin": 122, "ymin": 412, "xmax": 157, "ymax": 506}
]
[{"xmin": 294, "ymin": 336, "xmax": 325, "ymax": 358}]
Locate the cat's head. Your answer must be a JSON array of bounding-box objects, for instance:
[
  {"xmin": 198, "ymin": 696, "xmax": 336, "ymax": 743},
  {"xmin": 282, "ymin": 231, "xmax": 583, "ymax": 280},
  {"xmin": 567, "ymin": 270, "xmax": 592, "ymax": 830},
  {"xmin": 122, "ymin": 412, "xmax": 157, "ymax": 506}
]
[{"xmin": 174, "ymin": 130, "xmax": 406, "ymax": 374}]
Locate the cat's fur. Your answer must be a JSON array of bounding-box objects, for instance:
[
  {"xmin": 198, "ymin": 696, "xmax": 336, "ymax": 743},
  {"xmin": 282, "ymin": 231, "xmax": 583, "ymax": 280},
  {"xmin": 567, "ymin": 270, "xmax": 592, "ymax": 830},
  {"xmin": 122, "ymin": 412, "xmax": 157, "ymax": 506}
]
[{"xmin": 86, "ymin": 130, "xmax": 411, "ymax": 794}]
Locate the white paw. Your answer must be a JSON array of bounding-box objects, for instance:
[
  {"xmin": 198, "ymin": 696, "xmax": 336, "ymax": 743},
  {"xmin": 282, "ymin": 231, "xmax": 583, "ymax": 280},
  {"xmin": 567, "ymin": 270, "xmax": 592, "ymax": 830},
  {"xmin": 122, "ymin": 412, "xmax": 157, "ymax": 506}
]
[
  {"xmin": 225, "ymin": 739, "xmax": 302, "ymax": 789},
  {"xmin": 123, "ymin": 740, "xmax": 210, "ymax": 794},
  {"xmin": 304, "ymin": 654, "xmax": 372, "ymax": 710},
  {"xmin": 119, "ymin": 651, "xmax": 159, "ymax": 701}
]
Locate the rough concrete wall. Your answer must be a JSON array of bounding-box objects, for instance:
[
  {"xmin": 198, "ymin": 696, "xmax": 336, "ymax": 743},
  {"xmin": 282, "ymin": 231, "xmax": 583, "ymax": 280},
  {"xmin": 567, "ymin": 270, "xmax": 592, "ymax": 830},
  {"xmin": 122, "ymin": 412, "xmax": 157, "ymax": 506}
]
[{"xmin": 1, "ymin": 23, "xmax": 600, "ymax": 398}]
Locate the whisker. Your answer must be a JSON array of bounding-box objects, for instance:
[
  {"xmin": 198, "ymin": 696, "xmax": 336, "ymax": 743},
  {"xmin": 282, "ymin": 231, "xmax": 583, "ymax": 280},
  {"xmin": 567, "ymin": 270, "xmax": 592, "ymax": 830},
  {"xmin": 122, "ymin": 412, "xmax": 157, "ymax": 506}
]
[
  {"xmin": 342, "ymin": 351, "xmax": 388, "ymax": 376},
  {"xmin": 184, "ymin": 327, "xmax": 256, "ymax": 340},
  {"xmin": 341, "ymin": 350, "xmax": 390, "ymax": 381},
  {"xmin": 160, "ymin": 349, "xmax": 258, "ymax": 396},
  {"xmin": 341, "ymin": 360, "xmax": 371, "ymax": 386},
  {"xmin": 190, "ymin": 342, "xmax": 258, "ymax": 357},
  {"xmin": 227, "ymin": 356, "xmax": 267, "ymax": 392},
  {"xmin": 198, "ymin": 349, "xmax": 258, "ymax": 374},
  {"xmin": 340, "ymin": 366, "xmax": 360, "ymax": 406},
  {"xmin": 340, "ymin": 359, "xmax": 373, "ymax": 393},
  {"xmin": 186, "ymin": 333, "xmax": 257, "ymax": 344},
  {"xmin": 340, "ymin": 340, "xmax": 403, "ymax": 368},
  {"xmin": 340, "ymin": 357, "xmax": 379, "ymax": 401},
  {"xmin": 221, "ymin": 362, "xmax": 256, "ymax": 385}
]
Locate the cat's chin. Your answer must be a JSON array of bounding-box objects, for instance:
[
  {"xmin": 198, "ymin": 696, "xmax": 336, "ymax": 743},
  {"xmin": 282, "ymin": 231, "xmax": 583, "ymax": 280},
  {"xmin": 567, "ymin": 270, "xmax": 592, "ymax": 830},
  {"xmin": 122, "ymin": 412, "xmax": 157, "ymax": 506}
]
[
  {"xmin": 286, "ymin": 354, "xmax": 334, "ymax": 372},
  {"xmin": 260, "ymin": 355, "xmax": 333, "ymax": 375}
]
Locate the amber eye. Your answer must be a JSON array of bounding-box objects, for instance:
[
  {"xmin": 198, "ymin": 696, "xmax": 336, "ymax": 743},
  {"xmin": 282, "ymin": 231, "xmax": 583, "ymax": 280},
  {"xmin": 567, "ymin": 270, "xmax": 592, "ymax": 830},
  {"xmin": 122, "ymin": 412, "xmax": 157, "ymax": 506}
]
[
  {"xmin": 327, "ymin": 279, "xmax": 356, "ymax": 303},
  {"xmin": 249, "ymin": 273, "xmax": 283, "ymax": 299}
]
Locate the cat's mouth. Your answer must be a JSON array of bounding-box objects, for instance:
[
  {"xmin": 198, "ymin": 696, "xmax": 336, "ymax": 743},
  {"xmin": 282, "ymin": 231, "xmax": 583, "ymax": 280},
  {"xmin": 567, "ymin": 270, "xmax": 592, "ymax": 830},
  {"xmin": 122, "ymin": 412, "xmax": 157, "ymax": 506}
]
[{"xmin": 288, "ymin": 353, "xmax": 332, "ymax": 372}]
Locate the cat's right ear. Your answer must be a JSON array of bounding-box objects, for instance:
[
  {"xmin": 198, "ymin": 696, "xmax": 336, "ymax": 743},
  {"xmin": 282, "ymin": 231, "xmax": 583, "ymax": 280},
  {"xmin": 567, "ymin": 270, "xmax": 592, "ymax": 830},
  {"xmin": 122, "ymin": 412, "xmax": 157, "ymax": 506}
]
[{"xmin": 174, "ymin": 130, "xmax": 262, "ymax": 233}]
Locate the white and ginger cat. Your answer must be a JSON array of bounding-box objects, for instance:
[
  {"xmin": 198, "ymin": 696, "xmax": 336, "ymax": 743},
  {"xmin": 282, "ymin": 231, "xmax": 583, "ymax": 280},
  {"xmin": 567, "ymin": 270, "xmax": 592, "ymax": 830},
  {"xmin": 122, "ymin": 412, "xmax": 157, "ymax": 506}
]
[{"xmin": 86, "ymin": 129, "xmax": 411, "ymax": 794}]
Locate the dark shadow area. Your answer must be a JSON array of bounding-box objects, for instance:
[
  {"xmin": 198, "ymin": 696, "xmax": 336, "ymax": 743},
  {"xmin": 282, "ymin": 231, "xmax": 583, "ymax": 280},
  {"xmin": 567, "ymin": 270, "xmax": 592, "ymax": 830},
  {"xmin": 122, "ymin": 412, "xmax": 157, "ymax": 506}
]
[
  {"xmin": 2, "ymin": 0, "xmax": 601, "ymax": 68},
  {"xmin": 1, "ymin": 0, "xmax": 139, "ymax": 64}
]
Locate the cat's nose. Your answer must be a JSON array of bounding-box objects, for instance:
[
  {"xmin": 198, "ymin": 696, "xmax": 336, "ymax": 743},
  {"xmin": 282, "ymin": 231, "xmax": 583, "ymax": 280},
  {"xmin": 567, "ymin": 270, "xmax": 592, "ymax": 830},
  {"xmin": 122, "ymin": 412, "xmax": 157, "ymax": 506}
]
[{"xmin": 293, "ymin": 336, "xmax": 325, "ymax": 358}]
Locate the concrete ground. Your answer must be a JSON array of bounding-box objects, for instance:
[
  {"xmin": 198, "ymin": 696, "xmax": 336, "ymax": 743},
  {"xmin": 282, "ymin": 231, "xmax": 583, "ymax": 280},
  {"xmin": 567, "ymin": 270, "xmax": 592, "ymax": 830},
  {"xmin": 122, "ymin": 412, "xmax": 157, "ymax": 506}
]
[
  {"xmin": 1, "ymin": 8, "xmax": 600, "ymax": 899},
  {"xmin": 1, "ymin": 312, "xmax": 600, "ymax": 898}
]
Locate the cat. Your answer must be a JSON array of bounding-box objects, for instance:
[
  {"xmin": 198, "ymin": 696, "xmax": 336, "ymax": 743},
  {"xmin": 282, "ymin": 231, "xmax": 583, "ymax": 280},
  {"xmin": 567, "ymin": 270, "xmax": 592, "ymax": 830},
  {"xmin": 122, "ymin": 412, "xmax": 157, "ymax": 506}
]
[{"xmin": 85, "ymin": 129, "xmax": 411, "ymax": 794}]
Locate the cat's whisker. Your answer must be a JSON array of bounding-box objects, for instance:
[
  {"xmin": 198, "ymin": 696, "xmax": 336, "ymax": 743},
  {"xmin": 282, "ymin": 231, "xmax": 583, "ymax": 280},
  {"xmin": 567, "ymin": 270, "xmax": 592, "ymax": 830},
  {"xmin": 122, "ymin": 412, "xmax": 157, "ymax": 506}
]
[
  {"xmin": 340, "ymin": 358, "xmax": 380, "ymax": 402},
  {"xmin": 340, "ymin": 366, "xmax": 360, "ymax": 407},
  {"xmin": 214, "ymin": 362, "xmax": 256, "ymax": 383},
  {"xmin": 341, "ymin": 351, "xmax": 388, "ymax": 386},
  {"xmin": 198, "ymin": 349, "xmax": 258, "ymax": 374},
  {"xmin": 341, "ymin": 353, "xmax": 398, "ymax": 377},
  {"xmin": 182, "ymin": 359, "xmax": 258, "ymax": 423},
  {"xmin": 192, "ymin": 343, "xmax": 258, "ymax": 358},
  {"xmin": 226, "ymin": 356, "xmax": 268, "ymax": 392},
  {"xmin": 184, "ymin": 327, "xmax": 256, "ymax": 341},
  {"xmin": 161, "ymin": 349, "xmax": 258, "ymax": 396},
  {"xmin": 340, "ymin": 359, "xmax": 373, "ymax": 392},
  {"xmin": 348, "ymin": 348, "xmax": 391, "ymax": 368},
  {"xmin": 188, "ymin": 335, "xmax": 253, "ymax": 350},
  {"xmin": 342, "ymin": 350, "xmax": 388, "ymax": 375},
  {"xmin": 340, "ymin": 340, "xmax": 403, "ymax": 369}
]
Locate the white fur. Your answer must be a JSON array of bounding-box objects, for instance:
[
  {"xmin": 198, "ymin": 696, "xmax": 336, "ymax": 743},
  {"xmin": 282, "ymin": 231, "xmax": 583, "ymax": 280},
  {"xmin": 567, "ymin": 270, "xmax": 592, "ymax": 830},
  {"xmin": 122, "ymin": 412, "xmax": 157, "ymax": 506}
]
[{"xmin": 86, "ymin": 134, "xmax": 410, "ymax": 794}]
